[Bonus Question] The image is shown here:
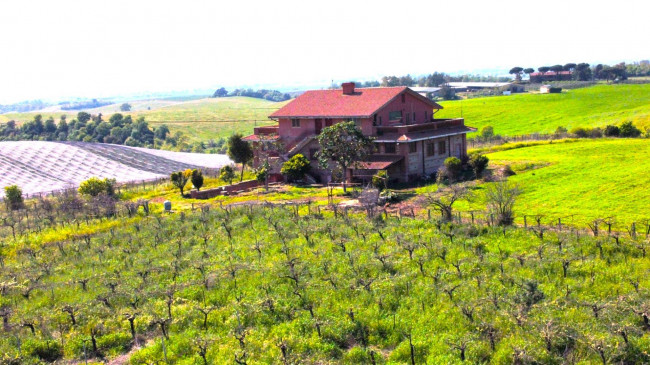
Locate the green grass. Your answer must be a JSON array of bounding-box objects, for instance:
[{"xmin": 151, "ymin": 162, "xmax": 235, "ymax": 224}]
[
  {"xmin": 482, "ymin": 138, "xmax": 650, "ymax": 225},
  {"xmin": 437, "ymin": 83, "xmax": 650, "ymax": 136}
]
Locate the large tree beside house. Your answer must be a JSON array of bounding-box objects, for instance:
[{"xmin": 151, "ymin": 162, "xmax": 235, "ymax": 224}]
[
  {"xmin": 227, "ymin": 134, "xmax": 254, "ymax": 182},
  {"xmin": 316, "ymin": 121, "xmax": 373, "ymax": 192}
]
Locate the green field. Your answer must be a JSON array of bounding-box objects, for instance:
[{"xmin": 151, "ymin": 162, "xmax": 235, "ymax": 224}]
[
  {"xmin": 480, "ymin": 138, "xmax": 650, "ymax": 225},
  {"xmin": 437, "ymin": 83, "xmax": 650, "ymax": 136},
  {"xmin": 0, "ymin": 97, "xmax": 286, "ymax": 141}
]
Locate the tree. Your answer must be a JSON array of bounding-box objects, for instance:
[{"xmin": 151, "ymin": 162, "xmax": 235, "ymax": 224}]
[
  {"xmin": 227, "ymin": 134, "xmax": 254, "ymax": 182},
  {"xmin": 171, "ymin": 170, "xmax": 191, "ymax": 196},
  {"xmin": 509, "ymin": 67, "xmax": 524, "ymax": 82},
  {"xmin": 77, "ymin": 112, "xmax": 91, "ymax": 124},
  {"xmin": 479, "ymin": 125, "xmax": 494, "ymax": 141},
  {"xmin": 426, "ymin": 184, "xmax": 470, "ymax": 222},
  {"xmin": 619, "ymin": 121, "xmax": 641, "ymax": 137},
  {"xmin": 485, "ymin": 180, "xmax": 520, "ymax": 226},
  {"xmin": 219, "ymin": 165, "xmax": 236, "ymax": 185},
  {"xmin": 78, "ymin": 177, "xmax": 116, "ymax": 197},
  {"xmin": 563, "ymin": 63, "xmax": 577, "ymax": 72},
  {"xmin": 439, "ymin": 83, "xmax": 456, "ymax": 100},
  {"xmin": 4, "ymin": 185, "xmax": 24, "ymax": 210},
  {"xmin": 523, "ymin": 68, "xmax": 535, "ymax": 79},
  {"xmin": 281, "ymin": 154, "xmax": 311, "ymax": 182},
  {"xmin": 191, "ymin": 169, "xmax": 204, "ymax": 191},
  {"xmin": 213, "ymin": 88, "xmax": 228, "ymax": 98},
  {"xmin": 469, "ymin": 154, "xmax": 489, "ymax": 179},
  {"xmin": 154, "ymin": 124, "xmax": 170, "ymax": 140},
  {"xmin": 538, "ymin": 66, "xmax": 551, "ymax": 74},
  {"xmin": 316, "ymin": 121, "xmax": 373, "ymax": 192},
  {"xmin": 120, "ymin": 103, "xmax": 132, "ymax": 112},
  {"xmin": 574, "ymin": 63, "xmax": 592, "ymax": 81}
]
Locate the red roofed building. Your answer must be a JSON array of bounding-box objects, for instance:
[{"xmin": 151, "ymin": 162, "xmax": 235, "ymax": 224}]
[
  {"xmin": 244, "ymin": 82, "xmax": 475, "ymax": 183},
  {"xmin": 529, "ymin": 71, "xmax": 573, "ymax": 82}
]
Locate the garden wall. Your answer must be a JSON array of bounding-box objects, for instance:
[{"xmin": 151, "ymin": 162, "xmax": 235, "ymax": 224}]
[{"xmin": 190, "ymin": 180, "xmax": 260, "ymax": 199}]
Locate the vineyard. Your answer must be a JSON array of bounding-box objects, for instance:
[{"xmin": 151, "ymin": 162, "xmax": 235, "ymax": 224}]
[
  {"xmin": 0, "ymin": 141, "xmax": 230, "ymax": 197},
  {"xmin": 0, "ymin": 203, "xmax": 648, "ymax": 364}
]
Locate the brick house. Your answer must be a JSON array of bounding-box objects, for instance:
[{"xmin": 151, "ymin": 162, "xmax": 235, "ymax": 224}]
[{"xmin": 244, "ymin": 82, "xmax": 474, "ymax": 183}]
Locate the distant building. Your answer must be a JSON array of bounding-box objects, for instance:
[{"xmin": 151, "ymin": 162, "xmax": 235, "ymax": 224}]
[
  {"xmin": 540, "ymin": 85, "xmax": 562, "ymax": 94},
  {"xmin": 244, "ymin": 82, "xmax": 475, "ymax": 183},
  {"xmin": 529, "ymin": 71, "xmax": 573, "ymax": 82}
]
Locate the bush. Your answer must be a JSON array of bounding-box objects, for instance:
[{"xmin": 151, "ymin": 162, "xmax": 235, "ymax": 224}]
[
  {"xmin": 22, "ymin": 339, "xmax": 63, "ymax": 362},
  {"xmin": 444, "ymin": 157, "xmax": 463, "ymax": 181},
  {"xmin": 469, "ymin": 153, "xmax": 489, "ymax": 179},
  {"xmin": 590, "ymin": 127, "xmax": 603, "ymax": 138},
  {"xmin": 4, "ymin": 185, "xmax": 24, "ymax": 210},
  {"xmin": 604, "ymin": 125, "xmax": 620, "ymax": 137},
  {"xmin": 479, "ymin": 125, "xmax": 494, "ymax": 140},
  {"xmin": 171, "ymin": 170, "xmax": 191, "ymax": 195},
  {"xmin": 371, "ymin": 170, "xmax": 388, "ymax": 191},
  {"xmin": 97, "ymin": 332, "xmax": 132, "ymax": 355},
  {"xmin": 281, "ymin": 154, "xmax": 311, "ymax": 182},
  {"xmin": 78, "ymin": 177, "xmax": 116, "ymax": 197},
  {"xmin": 554, "ymin": 126, "xmax": 568, "ymax": 135},
  {"xmin": 619, "ymin": 121, "xmax": 641, "ymax": 137},
  {"xmin": 190, "ymin": 169, "xmax": 204, "ymax": 191},
  {"xmin": 219, "ymin": 165, "xmax": 236, "ymax": 185},
  {"xmin": 569, "ymin": 126, "xmax": 589, "ymax": 138}
]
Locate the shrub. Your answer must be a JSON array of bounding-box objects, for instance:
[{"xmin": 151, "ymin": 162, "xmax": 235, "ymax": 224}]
[
  {"xmin": 590, "ymin": 127, "xmax": 603, "ymax": 138},
  {"xmin": 4, "ymin": 185, "xmax": 24, "ymax": 210},
  {"xmin": 171, "ymin": 170, "xmax": 191, "ymax": 196},
  {"xmin": 604, "ymin": 125, "xmax": 620, "ymax": 137},
  {"xmin": 97, "ymin": 332, "xmax": 132, "ymax": 355},
  {"xmin": 22, "ymin": 339, "xmax": 63, "ymax": 362},
  {"xmin": 281, "ymin": 154, "xmax": 311, "ymax": 182},
  {"xmin": 371, "ymin": 170, "xmax": 388, "ymax": 191},
  {"xmin": 554, "ymin": 126, "xmax": 568, "ymax": 135},
  {"xmin": 254, "ymin": 164, "xmax": 268, "ymax": 183},
  {"xmin": 469, "ymin": 153, "xmax": 489, "ymax": 179},
  {"xmin": 444, "ymin": 157, "xmax": 463, "ymax": 181},
  {"xmin": 219, "ymin": 165, "xmax": 236, "ymax": 185},
  {"xmin": 619, "ymin": 121, "xmax": 641, "ymax": 137},
  {"xmin": 190, "ymin": 169, "xmax": 204, "ymax": 191},
  {"xmin": 569, "ymin": 126, "xmax": 589, "ymax": 138},
  {"xmin": 78, "ymin": 177, "xmax": 116, "ymax": 197}
]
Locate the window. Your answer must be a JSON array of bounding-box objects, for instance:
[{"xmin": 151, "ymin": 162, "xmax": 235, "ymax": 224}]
[
  {"xmin": 352, "ymin": 118, "xmax": 362, "ymax": 128},
  {"xmin": 388, "ymin": 111, "xmax": 402, "ymax": 121},
  {"xmin": 291, "ymin": 119, "xmax": 300, "ymax": 128},
  {"xmin": 406, "ymin": 113, "xmax": 410, "ymax": 123},
  {"xmin": 379, "ymin": 116, "xmax": 383, "ymax": 125},
  {"xmin": 438, "ymin": 141, "xmax": 446, "ymax": 155},
  {"xmin": 373, "ymin": 114, "xmax": 377, "ymax": 126},
  {"xmin": 425, "ymin": 111, "xmax": 428, "ymax": 121},
  {"xmin": 409, "ymin": 143, "xmax": 417, "ymax": 154},
  {"xmin": 385, "ymin": 143, "xmax": 396, "ymax": 154},
  {"xmin": 401, "ymin": 94, "xmax": 406, "ymax": 103},
  {"xmin": 426, "ymin": 142, "xmax": 435, "ymax": 156},
  {"xmin": 413, "ymin": 112, "xmax": 416, "ymax": 122}
]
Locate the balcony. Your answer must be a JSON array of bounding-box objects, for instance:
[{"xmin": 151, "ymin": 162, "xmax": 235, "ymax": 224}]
[
  {"xmin": 375, "ymin": 118, "xmax": 465, "ymax": 136},
  {"xmin": 253, "ymin": 125, "xmax": 279, "ymax": 135}
]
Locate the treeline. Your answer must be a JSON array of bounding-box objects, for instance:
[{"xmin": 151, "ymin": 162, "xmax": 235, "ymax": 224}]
[
  {"xmin": 212, "ymin": 87, "xmax": 291, "ymax": 102},
  {"xmin": 509, "ymin": 61, "xmax": 648, "ymax": 82},
  {"xmin": 0, "ymin": 100, "xmax": 51, "ymax": 114},
  {"xmin": 0, "ymin": 112, "xmax": 226, "ymax": 153},
  {"xmin": 59, "ymin": 98, "xmax": 112, "ymax": 111},
  {"xmin": 351, "ymin": 73, "xmax": 511, "ymax": 88}
]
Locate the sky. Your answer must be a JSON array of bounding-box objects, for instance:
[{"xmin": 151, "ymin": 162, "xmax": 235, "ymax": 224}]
[{"xmin": 0, "ymin": 0, "xmax": 648, "ymax": 104}]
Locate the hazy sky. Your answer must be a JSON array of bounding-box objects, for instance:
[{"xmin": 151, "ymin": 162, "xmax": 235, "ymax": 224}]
[{"xmin": 0, "ymin": 0, "xmax": 648, "ymax": 103}]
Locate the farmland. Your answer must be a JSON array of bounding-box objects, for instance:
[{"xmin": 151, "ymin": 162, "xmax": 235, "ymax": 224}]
[
  {"xmin": 0, "ymin": 141, "xmax": 230, "ymax": 197},
  {"xmin": 0, "ymin": 97, "xmax": 286, "ymax": 142},
  {"xmin": 437, "ymin": 83, "xmax": 650, "ymax": 136},
  {"xmin": 1, "ymin": 202, "xmax": 649, "ymax": 364}
]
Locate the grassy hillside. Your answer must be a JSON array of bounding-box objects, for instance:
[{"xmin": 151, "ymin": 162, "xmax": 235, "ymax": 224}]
[
  {"xmin": 482, "ymin": 138, "xmax": 650, "ymax": 225},
  {"xmin": 0, "ymin": 97, "xmax": 287, "ymax": 141},
  {"xmin": 437, "ymin": 84, "xmax": 650, "ymax": 136}
]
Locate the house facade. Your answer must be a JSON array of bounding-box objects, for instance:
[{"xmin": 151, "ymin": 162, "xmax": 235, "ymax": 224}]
[{"xmin": 244, "ymin": 82, "xmax": 475, "ymax": 183}]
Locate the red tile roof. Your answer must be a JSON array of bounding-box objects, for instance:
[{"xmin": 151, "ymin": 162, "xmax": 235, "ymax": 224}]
[
  {"xmin": 356, "ymin": 155, "xmax": 403, "ymax": 170},
  {"xmin": 269, "ymin": 87, "xmax": 442, "ymax": 119}
]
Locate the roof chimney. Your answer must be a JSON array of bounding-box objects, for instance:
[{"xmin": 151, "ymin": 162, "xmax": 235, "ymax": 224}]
[{"xmin": 341, "ymin": 82, "xmax": 355, "ymax": 95}]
